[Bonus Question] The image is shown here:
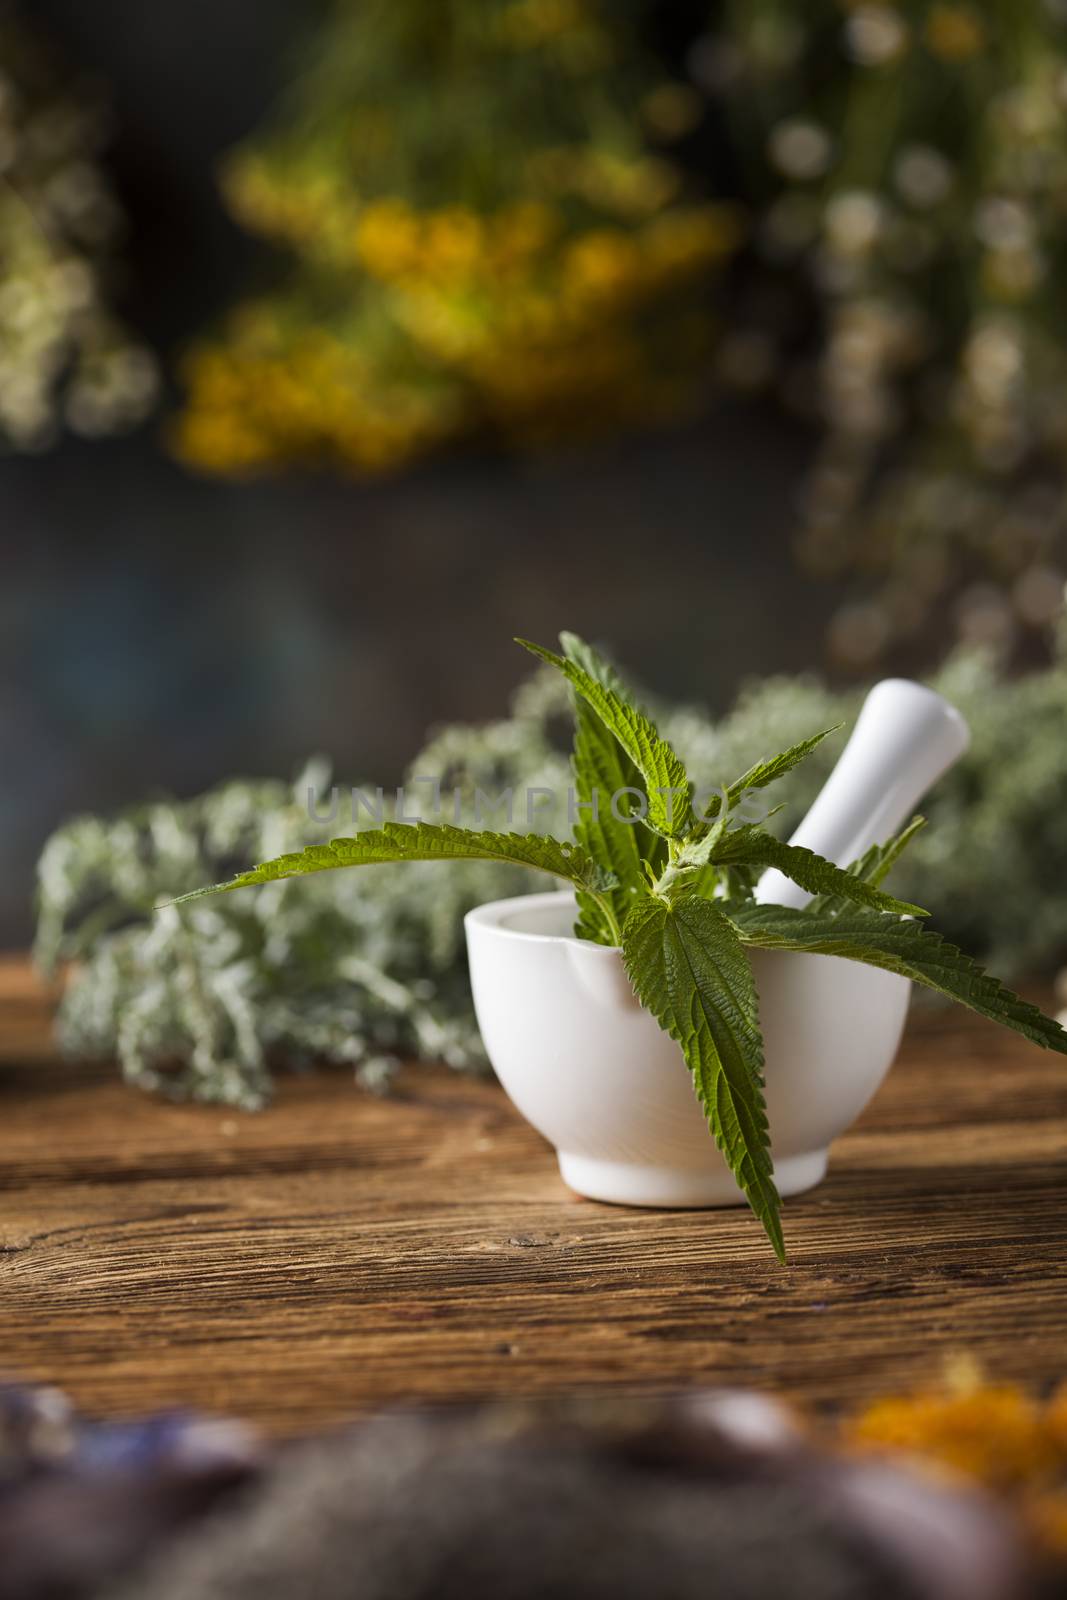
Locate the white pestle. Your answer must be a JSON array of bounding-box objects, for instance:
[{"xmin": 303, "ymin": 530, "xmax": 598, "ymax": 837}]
[{"xmin": 754, "ymin": 678, "xmax": 971, "ymax": 909}]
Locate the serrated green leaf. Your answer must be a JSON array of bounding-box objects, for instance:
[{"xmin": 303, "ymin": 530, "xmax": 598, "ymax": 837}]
[
  {"xmin": 856, "ymin": 815, "xmax": 928, "ymax": 889},
  {"xmin": 517, "ymin": 637, "xmax": 692, "ymax": 838},
  {"xmin": 709, "ymin": 831, "xmax": 928, "ymax": 917},
  {"xmin": 723, "ymin": 902, "xmax": 1067, "ymax": 1057},
  {"xmin": 561, "ymin": 632, "xmax": 667, "ymax": 943},
  {"xmin": 166, "ymin": 822, "xmax": 601, "ymax": 906},
  {"xmin": 699, "ymin": 726, "xmax": 842, "ymax": 824},
  {"xmin": 807, "ymin": 816, "xmax": 928, "ymax": 916},
  {"xmin": 621, "ymin": 893, "xmax": 785, "ymax": 1261},
  {"xmin": 558, "ymin": 631, "xmax": 631, "ymax": 703}
]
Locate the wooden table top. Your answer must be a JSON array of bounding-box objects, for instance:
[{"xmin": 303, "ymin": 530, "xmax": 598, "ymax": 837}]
[{"xmin": 0, "ymin": 957, "xmax": 1064, "ymax": 1433}]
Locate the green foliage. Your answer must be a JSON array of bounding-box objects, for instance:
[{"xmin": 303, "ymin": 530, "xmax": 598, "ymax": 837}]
[
  {"xmin": 174, "ymin": 0, "xmax": 737, "ymax": 476},
  {"xmin": 164, "ymin": 0, "xmax": 1067, "ymax": 669},
  {"xmin": 174, "ymin": 822, "xmax": 604, "ymax": 904},
  {"xmin": 725, "ymin": 904, "xmax": 1067, "ymax": 1060},
  {"xmin": 673, "ymin": 631, "xmax": 1067, "ymax": 977},
  {"xmin": 705, "ymin": 833, "xmax": 926, "ymax": 918},
  {"xmin": 516, "ymin": 637, "xmax": 692, "ymax": 837},
  {"xmin": 562, "ymin": 630, "xmax": 667, "ymax": 944},
  {"xmin": 622, "ymin": 893, "xmax": 784, "ymax": 1261},
  {"xmin": 35, "ymin": 764, "xmax": 542, "ymax": 1110},
  {"xmin": 703, "ymin": 0, "xmax": 1067, "ymax": 668},
  {"xmin": 0, "ymin": 16, "xmax": 157, "ymax": 449},
  {"xmin": 167, "ymin": 631, "xmax": 1066, "ymax": 1260},
  {"xmin": 36, "ymin": 632, "xmax": 1067, "ymax": 1252},
  {"xmin": 708, "ymin": 727, "xmax": 842, "ymax": 819},
  {"xmin": 807, "ymin": 817, "xmax": 928, "ymax": 916}
]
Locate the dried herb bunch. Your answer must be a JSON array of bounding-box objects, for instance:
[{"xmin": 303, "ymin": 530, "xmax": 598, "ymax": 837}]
[
  {"xmin": 0, "ymin": 14, "xmax": 156, "ymax": 449},
  {"xmin": 36, "ymin": 632, "xmax": 1067, "ymax": 1120},
  {"xmin": 173, "ymin": 0, "xmax": 736, "ymax": 476},
  {"xmin": 169, "ymin": 634, "xmax": 1067, "ymax": 1259},
  {"xmin": 699, "ymin": 0, "xmax": 1067, "ymax": 667}
]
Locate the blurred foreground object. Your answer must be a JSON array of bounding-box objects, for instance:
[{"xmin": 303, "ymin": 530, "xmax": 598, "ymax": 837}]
[
  {"xmin": 850, "ymin": 1366, "xmax": 1067, "ymax": 1563},
  {"xmin": 0, "ymin": 1382, "xmax": 262, "ymax": 1600},
  {"xmin": 2, "ymin": 1382, "xmax": 1054, "ymax": 1600},
  {"xmin": 0, "ymin": 11, "xmax": 156, "ymax": 450},
  {"xmin": 173, "ymin": 0, "xmax": 738, "ymax": 475},
  {"xmin": 700, "ymin": 0, "xmax": 1067, "ymax": 667}
]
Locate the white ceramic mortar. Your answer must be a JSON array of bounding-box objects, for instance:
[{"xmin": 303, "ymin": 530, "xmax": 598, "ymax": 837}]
[{"xmin": 464, "ymin": 678, "xmax": 970, "ymax": 1207}]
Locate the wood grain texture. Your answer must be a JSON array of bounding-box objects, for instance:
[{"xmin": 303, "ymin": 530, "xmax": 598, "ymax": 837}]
[{"xmin": 0, "ymin": 956, "xmax": 1064, "ymax": 1432}]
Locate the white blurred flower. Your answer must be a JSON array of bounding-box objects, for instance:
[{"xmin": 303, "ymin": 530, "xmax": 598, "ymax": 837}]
[
  {"xmin": 985, "ymin": 244, "xmax": 1045, "ymax": 299},
  {"xmin": 52, "ymin": 258, "xmax": 94, "ymax": 311},
  {"xmin": 0, "ymin": 17, "xmax": 157, "ymax": 451},
  {"xmin": 974, "ymin": 196, "xmax": 1035, "ymax": 251},
  {"xmin": 845, "ymin": 6, "xmax": 909, "ymax": 66},
  {"xmin": 768, "ymin": 118, "xmax": 833, "ymax": 180},
  {"xmin": 964, "ymin": 320, "xmax": 1024, "ymax": 405},
  {"xmin": 825, "ymin": 190, "xmax": 884, "ymax": 255},
  {"xmin": 894, "ymin": 144, "xmax": 954, "ymax": 207}
]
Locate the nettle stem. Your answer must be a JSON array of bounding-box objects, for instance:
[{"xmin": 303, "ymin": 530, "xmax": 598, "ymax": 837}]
[
  {"xmin": 651, "ymin": 835, "xmax": 696, "ymax": 902},
  {"xmin": 653, "ymin": 865, "xmax": 706, "ymax": 901},
  {"xmin": 651, "ymin": 863, "xmax": 683, "ymax": 900},
  {"xmin": 591, "ymin": 892, "xmax": 623, "ymax": 947}
]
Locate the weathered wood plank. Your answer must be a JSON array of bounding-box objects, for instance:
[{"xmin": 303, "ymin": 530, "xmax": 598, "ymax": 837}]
[{"xmin": 0, "ymin": 958, "xmax": 1064, "ymax": 1430}]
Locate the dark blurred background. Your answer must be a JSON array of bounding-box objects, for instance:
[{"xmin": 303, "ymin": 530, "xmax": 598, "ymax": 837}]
[
  {"xmin": 5, "ymin": 0, "xmax": 1065, "ymax": 944},
  {"xmin": 4, "ymin": 0, "xmax": 834, "ymax": 946}
]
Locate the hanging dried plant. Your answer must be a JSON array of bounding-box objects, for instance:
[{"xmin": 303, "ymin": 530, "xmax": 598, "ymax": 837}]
[
  {"xmin": 172, "ymin": 0, "xmax": 738, "ymax": 477},
  {"xmin": 0, "ymin": 13, "xmax": 156, "ymax": 450},
  {"xmin": 695, "ymin": 0, "xmax": 1067, "ymax": 667}
]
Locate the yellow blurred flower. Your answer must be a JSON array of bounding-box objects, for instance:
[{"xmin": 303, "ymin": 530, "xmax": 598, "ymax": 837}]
[
  {"xmin": 845, "ymin": 1374, "xmax": 1067, "ymax": 1563},
  {"xmin": 223, "ymin": 156, "xmax": 344, "ymax": 247},
  {"xmin": 850, "ymin": 1383, "xmax": 1061, "ymax": 1487},
  {"xmin": 496, "ymin": 0, "xmax": 588, "ymax": 49},
  {"xmin": 176, "ymin": 0, "xmax": 747, "ymax": 485},
  {"xmin": 564, "ymin": 229, "xmax": 642, "ymax": 303},
  {"xmin": 355, "ymin": 198, "xmax": 422, "ymax": 278},
  {"xmin": 423, "ymin": 207, "xmax": 485, "ymax": 275},
  {"xmin": 171, "ymin": 397, "xmax": 276, "ymax": 475},
  {"xmin": 646, "ymin": 204, "xmax": 744, "ymax": 269},
  {"xmin": 492, "ymin": 201, "xmax": 558, "ymax": 263},
  {"xmin": 925, "ymin": 4, "xmax": 985, "ymax": 62}
]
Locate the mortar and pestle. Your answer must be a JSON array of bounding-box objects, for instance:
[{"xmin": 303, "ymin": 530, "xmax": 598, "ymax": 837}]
[{"xmin": 465, "ymin": 681, "xmax": 970, "ymax": 1208}]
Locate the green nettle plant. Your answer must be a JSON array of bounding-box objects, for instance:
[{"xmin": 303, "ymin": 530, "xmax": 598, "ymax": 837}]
[{"xmin": 175, "ymin": 635, "xmax": 1067, "ymax": 1260}]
